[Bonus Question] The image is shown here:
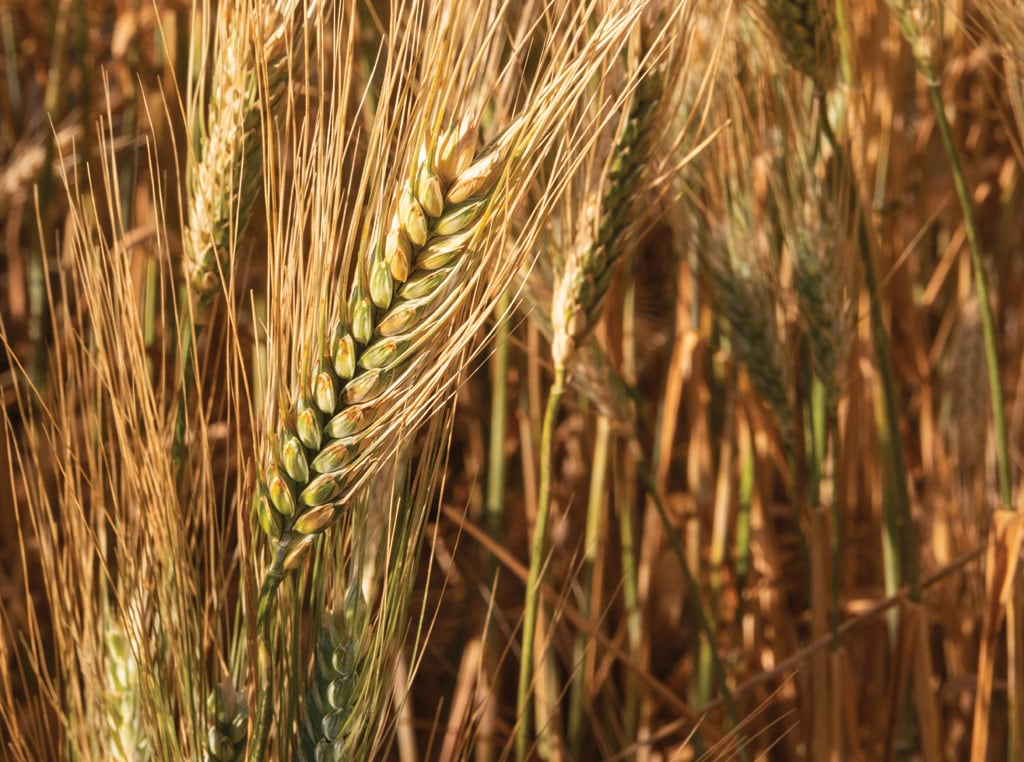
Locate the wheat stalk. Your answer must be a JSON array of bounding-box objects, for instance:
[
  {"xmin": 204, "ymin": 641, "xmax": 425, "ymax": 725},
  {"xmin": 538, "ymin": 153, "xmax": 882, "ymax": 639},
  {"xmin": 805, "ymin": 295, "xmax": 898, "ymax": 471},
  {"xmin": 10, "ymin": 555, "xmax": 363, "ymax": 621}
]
[
  {"xmin": 250, "ymin": 117, "xmax": 517, "ymax": 760},
  {"xmin": 247, "ymin": 3, "xmax": 658, "ymax": 757},
  {"xmin": 518, "ymin": 56, "xmax": 666, "ymax": 758}
]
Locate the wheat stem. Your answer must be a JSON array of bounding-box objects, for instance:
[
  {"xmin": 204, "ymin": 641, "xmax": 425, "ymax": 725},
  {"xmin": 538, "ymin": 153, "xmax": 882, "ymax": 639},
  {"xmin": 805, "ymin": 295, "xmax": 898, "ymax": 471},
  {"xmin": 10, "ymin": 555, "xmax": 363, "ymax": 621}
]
[
  {"xmin": 486, "ymin": 293, "xmax": 511, "ymax": 544},
  {"xmin": 924, "ymin": 79, "xmax": 1011, "ymax": 508},
  {"xmin": 249, "ymin": 548, "xmax": 286, "ymax": 762},
  {"xmin": 516, "ymin": 362, "xmax": 566, "ymax": 762},
  {"xmin": 567, "ymin": 413, "xmax": 612, "ymax": 757},
  {"xmin": 819, "ymin": 99, "xmax": 920, "ymax": 601}
]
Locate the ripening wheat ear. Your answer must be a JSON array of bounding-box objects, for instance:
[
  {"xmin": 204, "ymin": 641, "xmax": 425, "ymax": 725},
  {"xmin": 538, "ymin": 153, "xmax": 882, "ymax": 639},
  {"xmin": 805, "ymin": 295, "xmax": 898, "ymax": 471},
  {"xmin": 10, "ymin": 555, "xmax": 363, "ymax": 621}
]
[
  {"xmin": 761, "ymin": 0, "xmax": 837, "ymax": 88},
  {"xmin": 698, "ymin": 182, "xmax": 795, "ymax": 452},
  {"xmin": 254, "ymin": 117, "xmax": 512, "ymax": 571},
  {"xmin": 250, "ymin": 79, "xmax": 535, "ymax": 762},
  {"xmin": 550, "ymin": 68, "xmax": 663, "ymax": 369},
  {"xmin": 185, "ymin": 0, "xmax": 310, "ymax": 323}
]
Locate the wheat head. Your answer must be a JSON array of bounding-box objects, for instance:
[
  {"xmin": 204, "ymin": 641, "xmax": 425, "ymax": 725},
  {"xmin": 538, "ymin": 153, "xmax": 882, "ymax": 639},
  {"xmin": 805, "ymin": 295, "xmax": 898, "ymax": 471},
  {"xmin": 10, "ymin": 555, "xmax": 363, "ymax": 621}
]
[
  {"xmin": 551, "ymin": 67, "xmax": 663, "ymax": 368},
  {"xmin": 255, "ymin": 117, "xmax": 513, "ymax": 566},
  {"xmin": 185, "ymin": 0, "xmax": 306, "ymax": 322},
  {"xmin": 762, "ymin": 0, "xmax": 837, "ymax": 88}
]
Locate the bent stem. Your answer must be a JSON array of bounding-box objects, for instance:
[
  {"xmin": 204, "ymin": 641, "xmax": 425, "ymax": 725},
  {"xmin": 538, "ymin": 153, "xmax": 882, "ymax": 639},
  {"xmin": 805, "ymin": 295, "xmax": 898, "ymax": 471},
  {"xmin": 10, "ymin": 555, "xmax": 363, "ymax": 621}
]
[{"xmin": 516, "ymin": 363, "xmax": 566, "ymax": 762}]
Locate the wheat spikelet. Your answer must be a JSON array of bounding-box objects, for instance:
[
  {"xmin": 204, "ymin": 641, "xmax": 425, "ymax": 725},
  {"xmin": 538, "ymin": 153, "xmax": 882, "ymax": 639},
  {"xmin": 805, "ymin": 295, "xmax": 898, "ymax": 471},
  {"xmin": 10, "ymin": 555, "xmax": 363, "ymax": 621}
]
[
  {"xmin": 184, "ymin": 0, "xmax": 305, "ymax": 322},
  {"xmin": 255, "ymin": 118, "xmax": 513, "ymax": 564},
  {"xmin": 203, "ymin": 679, "xmax": 248, "ymax": 762},
  {"xmin": 551, "ymin": 68, "xmax": 662, "ymax": 368},
  {"xmin": 881, "ymin": 0, "xmax": 938, "ymax": 71},
  {"xmin": 705, "ymin": 209, "xmax": 794, "ymax": 449},
  {"xmin": 298, "ymin": 591, "xmax": 368, "ymax": 760},
  {"xmin": 104, "ymin": 623, "xmax": 150, "ymax": 761},
  {"xmin": 762, "ymin": 0, "xmax": 837, "ymax": 87}
]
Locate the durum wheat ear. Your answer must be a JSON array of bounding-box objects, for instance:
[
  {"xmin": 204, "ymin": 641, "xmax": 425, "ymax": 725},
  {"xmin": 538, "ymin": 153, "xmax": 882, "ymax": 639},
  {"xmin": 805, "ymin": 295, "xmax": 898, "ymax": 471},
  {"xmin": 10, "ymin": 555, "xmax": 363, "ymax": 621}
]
[
  {"xmin": 255, "ymin": 118, "xmax": 509, "ymax": 564},
  {"xmin": 551, "ymin": 69, "xmax": 662, "ymax": 367},
  {"xmin": 763, "ymin": 0, "xmax": 836, "ymax": 87},
  {"xmin": 204, "ymin": 679, "xmax": 248, "ymax": 762},
  {"xmin": 298, "ymin": 591, "xmax": 368, "ymax": 760},
  {"xmin": 185, "ymin": 0, "xmax": 299, "ymax": 322},
  {"xmin": 250, "ymin": 119, "xmax": 511, "ymax": 762}
]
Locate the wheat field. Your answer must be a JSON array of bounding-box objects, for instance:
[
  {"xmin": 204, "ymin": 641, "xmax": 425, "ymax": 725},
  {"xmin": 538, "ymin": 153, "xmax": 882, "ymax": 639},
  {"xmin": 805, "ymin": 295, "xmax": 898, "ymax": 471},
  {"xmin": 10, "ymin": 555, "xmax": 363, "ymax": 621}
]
[{"xmin": 1, "ymin": 0, "xmax": 1023, "ymax": 759}]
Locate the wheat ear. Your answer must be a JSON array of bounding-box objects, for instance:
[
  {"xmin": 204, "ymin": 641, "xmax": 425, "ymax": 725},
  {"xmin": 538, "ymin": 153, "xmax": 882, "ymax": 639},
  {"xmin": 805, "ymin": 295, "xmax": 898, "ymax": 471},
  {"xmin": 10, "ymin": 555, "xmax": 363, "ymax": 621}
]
[
  {"xmin": 762, "ymin": 0, "xmax": 837, "ymax": 88},
  {"xmin": 204, "ymin": 679, "xmax": 248, "ymax": 762},
  {"xmin": 298, "ymin": 590, "xmax": 368, "ymax": 760},
  {"xmin": 250, "ymin": 118, "xmax": 513, "ymax": 762},
  {"xmin": 184, "ymin": 0, "xmax": 301, "ymax": 322},
  {"xmin": 550, "ymin": 69, "xmax": 662, "ymax": 368},
  {"xmin": 517, "ymin": 63, "xmax": 662, "ymax": 760},
  {"xmin": 254, "ymin": 118, "xmax": 510, "ymax": 566},
  {"xmin": 704, "ymin": 208, "xmax": 794, "ymax": 450}
]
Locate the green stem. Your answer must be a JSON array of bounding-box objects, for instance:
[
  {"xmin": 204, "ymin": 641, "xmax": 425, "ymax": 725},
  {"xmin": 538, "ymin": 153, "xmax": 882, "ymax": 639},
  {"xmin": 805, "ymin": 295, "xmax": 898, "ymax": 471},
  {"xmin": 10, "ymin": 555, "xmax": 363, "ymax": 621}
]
[
  {"xmin": 859, "ymin": 212, "xmax": 919, "ymax": 600},
  {"xmin": 924, "ymin": 78, "xmax": 1012, "ymax": 508},
  {"xmin": 734, "ymin": 422, "xmax": 754, "ymax": 584},
  {"xmin": 248, "ymin": 545, "xmax": 287, "ymax": 762},
  {"xmin": 827, "ymin": 407, "xmax": 842, "ymax": 650},
  {"xmin": 819, "ymin": 99, "xmax": 920, "ymax": 601},
  {"xmin": 632, "ymin": 448, "xmax": 747, "ymax": 759},
  {"xmin": 486, "ymin": 293, "xmax": 510, "ymax": 543},
  {"xmin": 568, "ymin": 414, "xmax": 611, "ymax": 757},
  {"xmin": 172, "ymin": 304, "xmax": 196, "ymax": 493},
  {"xmin": 516, "ymin": 364, "xmax": 566, "ymax": 762}
]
